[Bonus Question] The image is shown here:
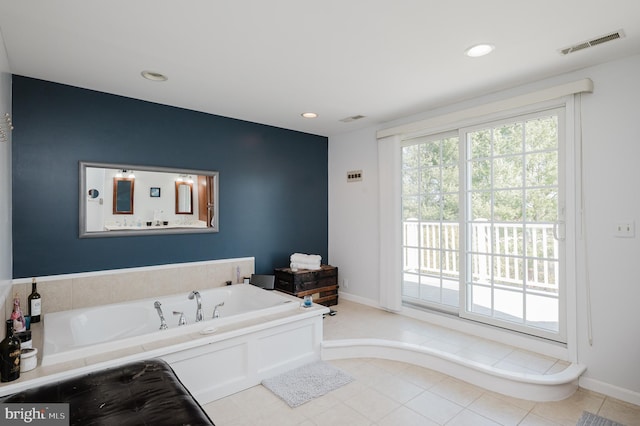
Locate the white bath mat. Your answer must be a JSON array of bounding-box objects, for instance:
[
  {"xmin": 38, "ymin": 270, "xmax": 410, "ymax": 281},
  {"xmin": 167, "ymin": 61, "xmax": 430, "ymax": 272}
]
[
  {"xmin": 576, "ymin": 411, "xmax": 624, "ymax": 426},
  {"xmin": 261, "ymin": 361, "xmax": 353, "ymax": 407}
]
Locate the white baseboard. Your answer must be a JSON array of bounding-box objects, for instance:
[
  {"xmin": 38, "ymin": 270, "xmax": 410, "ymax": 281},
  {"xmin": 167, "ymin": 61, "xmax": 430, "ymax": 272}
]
[
  {"xmin": 338, "ymin": 291, "xmax": 379, "ymax": 308},
  {"xmin": 579, "ymin": 376, "xmax": 640, "ymax": 406}
]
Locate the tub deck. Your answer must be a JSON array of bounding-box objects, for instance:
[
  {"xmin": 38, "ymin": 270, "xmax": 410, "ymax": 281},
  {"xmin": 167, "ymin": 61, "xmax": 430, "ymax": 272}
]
[{"xmin": 0, "ymin": 290, "xmax": 329, "ymax": 405}]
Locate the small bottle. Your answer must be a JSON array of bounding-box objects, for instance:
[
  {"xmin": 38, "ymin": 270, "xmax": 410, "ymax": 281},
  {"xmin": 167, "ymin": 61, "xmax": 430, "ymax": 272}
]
[
  {"xmin": 28, "ymin": 278, "xmax": 42, "ymax": 323},
  {"xmin": 0, "ymin": 319, "xmax": 21, "ymax": 382},
  {"xmin": 10, "ymin": 296, "xmax": 26, "ymax": 333}
]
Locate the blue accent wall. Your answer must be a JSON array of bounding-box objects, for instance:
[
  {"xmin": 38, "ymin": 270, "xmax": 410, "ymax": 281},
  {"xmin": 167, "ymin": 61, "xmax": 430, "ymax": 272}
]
[{"xmin": 12, "ymin": 76, "xmax": 328, "ymax": 278}]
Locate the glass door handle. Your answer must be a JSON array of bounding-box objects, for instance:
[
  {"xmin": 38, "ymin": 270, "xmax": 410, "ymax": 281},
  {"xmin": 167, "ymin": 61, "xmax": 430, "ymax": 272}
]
[{"xmin": 553, "ymin": 221, "xmax": 566, "ymax": 241}]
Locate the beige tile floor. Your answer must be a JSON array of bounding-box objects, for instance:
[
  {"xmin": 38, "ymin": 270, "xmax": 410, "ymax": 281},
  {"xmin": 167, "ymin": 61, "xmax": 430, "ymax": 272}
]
[{"xmin": 203, "ymin": 300, "xmax": 640, "ymax": 426}]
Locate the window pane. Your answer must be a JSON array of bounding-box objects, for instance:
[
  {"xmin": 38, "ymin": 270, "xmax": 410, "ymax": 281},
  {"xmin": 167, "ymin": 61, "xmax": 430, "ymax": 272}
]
[
  {"xmin": 421, "ymin": 141, "xmax": 440, "ymax": 166},
  {"xmin": 403, "ymin": 272, "xmax": 420, "ymax": 298},
  {"xmin": 494, "ymin": 122, "xmax": 523, "ymax": 155},
  {"xmin": 420, "ymin": 274, "xmax": 442, "ymax": 304},
  {"xmin": 402, "ymin": 169, "xmax": 420, "ymax": 195},
  {"xmin": 526, "ymin": 258, "xmax": 558, "ymax": 294},
  {"xmin": 526, "ymin": 151, "xmax": 558, "ymax": 187},
  {"xmin": 493, "ymin": 156, "xmax": 523, "ymax": 189},
  {"xmin": 525, "ymin": 116, "xmax": 558, "ymax": 151},
  {"xmin": 403, "ymin": 247, "xmax": 419, "ymax": 271},
  {"xmin": 468, "ymin": 283, "xmax": 492, "ymax": 315},
  {"xmin": 441, "ymin": 194, "xmax": 459, "ymax": 221},
  {"xmin": 421, "ymin": 248, "xmax": 440, "ymax": 273},
  {"xmin": 469, "ymin": 130, "xmax": 491, "ymax": 158},
  {"xmin": 526, "ymin": 226, "xmax": 556, "ymax": 258},
  {"xmin": 403, "ymin": 221, "xmax": 420, "ymax": 246},
  {"xmin": 494, "ymin": 288, "xmax": 523, "ymax": 322},
  {"xmin": 402, "ymin": 144, "xmax": 421, "ymax": 169},
  {"xmin": 525, "ymin": 188, "xmax": 557, "ymax": 222},
  {"xmin": 402, "ymin": 134, "xmax": 460, "ymax": 311},
  {"xmin": 420, "ymin": 168, "xmax": 440, "ymax": 196},
  {"xmin": 470, "ymin": 253, "xmax": 492, "ymax": 283},
  {"xmin": 470, "ymin": 191, "xmax": 491, "ymax": 220},
  {"xmin": 442, "ymin": 165, "xmax": 459, "ymax": 192},
  {"xmin": 493, "ymin": 255, "xmax": 524, "ymax": 288},
  {"xmin": 470, "ymin": 159, "xmax": 491, "ymax": 190},
  {"xmin": 526, "ymin": 294, "xmax": 559, "ymax": 332},
  {"xmin": 442, "ymin": 277, "xmax": 459, "ymax": 307},
  {"xmin": 493, "ymin": 189, "xmax": 523, "ymax": 222},
  {"xmin": 420, "ymin": 197, "xmax": 440, "ymax": 220},
  {"xmin": 462, "ymin": 110, "xmax": 562, "ymax": 340},
  {"xmin": 421, "ymin": 226, "xmax": 441, "ymax": 250},
  {"xmin": 442, "ymin": 137, "xmax": 459, "ymax": 164},
  {"xmin": 402, "ymin": 196, "xmax": 419, "ymax": 220},
  {"xmin": 492, "ymin": 225, "xmax": 523, "ymax": 257}
]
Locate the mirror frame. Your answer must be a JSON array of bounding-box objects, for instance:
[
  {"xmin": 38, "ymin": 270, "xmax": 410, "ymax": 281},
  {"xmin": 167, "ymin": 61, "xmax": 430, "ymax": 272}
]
[
  {"xmin": 175, "ymin": 181, "xmax": 194, "ymax": 214},
  {"xmin": 113, "ymin": 177, "xmax": 135, "ymax": 214},
  {"xmin": 79, "ymin": 161, "xmax": 219, "ymax": 238}
]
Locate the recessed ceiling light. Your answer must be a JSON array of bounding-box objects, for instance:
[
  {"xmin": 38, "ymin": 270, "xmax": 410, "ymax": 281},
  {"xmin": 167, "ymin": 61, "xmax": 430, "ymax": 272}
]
[
  {"xmin": 301, "ymin": 112, "xmax": 318, "ymax": 119},
  {"xmin": 141, "ymin": 70, "xmax": 168, "ymax": 81},
  {"xmin": 465, "ymin": 44, "xmax": 495, "ymax": 58}
]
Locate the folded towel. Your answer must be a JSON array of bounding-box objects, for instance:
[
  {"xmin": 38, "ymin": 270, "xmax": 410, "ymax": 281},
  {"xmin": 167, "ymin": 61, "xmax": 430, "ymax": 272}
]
[
  {"xmin": 290, "ymin": 253, "xmax": 322, "ymax": 264},
  {"xmin": 290, "ymin": 262, "xmax": 322, "ymax": 271}
]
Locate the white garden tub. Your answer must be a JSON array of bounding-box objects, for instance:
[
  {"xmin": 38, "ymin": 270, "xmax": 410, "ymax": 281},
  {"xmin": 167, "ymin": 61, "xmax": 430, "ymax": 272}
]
[
  {"xmin": 40, "ymin": 284, "xmax": 327, "ymax": 404},
  {"xmin": 42, "ymin": 284, "xmax": 300, "ymax": 366}
]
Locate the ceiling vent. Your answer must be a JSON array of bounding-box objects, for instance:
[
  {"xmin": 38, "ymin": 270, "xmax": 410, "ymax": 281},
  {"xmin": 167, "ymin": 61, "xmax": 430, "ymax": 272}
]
[
  {"xmin": 340, "ymin": 115, "xmax": 366, "ymax": 123},
  {"xmin": 559, "ymin": 29, "xmax": 625, "ymax": 55}
]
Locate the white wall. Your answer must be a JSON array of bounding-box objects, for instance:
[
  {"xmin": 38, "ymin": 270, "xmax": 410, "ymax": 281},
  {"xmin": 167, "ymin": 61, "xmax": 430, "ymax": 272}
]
[
  {"xmin": 328, "ymin": 53, "xmax": 640, "ymax": 402},
  {"xmin": 328, "ymin": 126, "xmax": 380, "ymax": 302},
  {"xmin": 0, "ymin": 30, "xmax": 12, "ymax": 288}
]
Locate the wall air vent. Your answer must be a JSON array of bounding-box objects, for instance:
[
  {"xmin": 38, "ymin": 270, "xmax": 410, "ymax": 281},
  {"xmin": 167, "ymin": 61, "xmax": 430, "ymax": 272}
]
[
  {"xmin": 340, "ymin": 115, "xmax": 366, "ymax": 123},
  {"xmin": 559, "ymin": 29, "xmax": 625, "ymax": 55}
]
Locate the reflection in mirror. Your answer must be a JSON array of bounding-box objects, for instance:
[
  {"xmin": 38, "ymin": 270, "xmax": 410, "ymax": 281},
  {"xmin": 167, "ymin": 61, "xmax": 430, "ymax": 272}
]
[
  {"xmin": 113, "ymin": 177, "xmax": 134, "ymax": 214},
  {"xmin": 80, "ymin": 162, "xmax": 219, "ymax": 238},
  {"xmin": 175, "ymin": 181, "xmax": 193, "ymax": 214}
]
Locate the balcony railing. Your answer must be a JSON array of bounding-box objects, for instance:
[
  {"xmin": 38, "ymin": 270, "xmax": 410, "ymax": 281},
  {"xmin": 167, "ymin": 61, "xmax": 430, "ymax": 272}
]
[{"xmin": 403, "ymin": 221, "xmax": 559, "ymax": 292}]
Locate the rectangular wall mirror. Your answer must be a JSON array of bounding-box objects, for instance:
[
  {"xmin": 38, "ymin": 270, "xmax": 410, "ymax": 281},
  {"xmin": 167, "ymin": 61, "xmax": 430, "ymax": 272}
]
[{"xmin": 79, "ymin": 161, "xmax": 219, "ymax": 238}]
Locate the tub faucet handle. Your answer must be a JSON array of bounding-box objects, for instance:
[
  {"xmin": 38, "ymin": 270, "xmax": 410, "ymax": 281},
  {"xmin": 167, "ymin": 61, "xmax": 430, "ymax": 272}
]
[
  {"xmin": 154, "ymin": 301, "xmax": 168, "ymax": 330},
  {"xmin": 213, "ymin": 302, "xmax": 225, "ymax": 319},
  {"xmin": 189, "ymin": 291, "xmax": 203, "ymax": 322},
  {"xmin": 173, "ymin": 311, "xmax": 187, "ymax": 326}
]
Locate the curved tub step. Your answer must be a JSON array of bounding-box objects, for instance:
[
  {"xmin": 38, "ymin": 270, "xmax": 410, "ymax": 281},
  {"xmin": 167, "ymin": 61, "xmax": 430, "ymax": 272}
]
[{"xmin": 321, "ymin": 338, "xmax": 586, "ymax": 402}]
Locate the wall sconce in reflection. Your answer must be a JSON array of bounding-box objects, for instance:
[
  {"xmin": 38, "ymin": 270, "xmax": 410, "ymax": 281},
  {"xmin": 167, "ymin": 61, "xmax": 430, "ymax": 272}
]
[{"xmin": 116, "ymin": 169, "xmax": 135, "ymax": 178}]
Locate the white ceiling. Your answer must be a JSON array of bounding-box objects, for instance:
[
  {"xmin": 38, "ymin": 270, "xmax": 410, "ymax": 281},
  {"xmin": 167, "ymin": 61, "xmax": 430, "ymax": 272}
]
[{"xmin": 1, "ymin": 1, "xmax": 639, "ymax": 137}]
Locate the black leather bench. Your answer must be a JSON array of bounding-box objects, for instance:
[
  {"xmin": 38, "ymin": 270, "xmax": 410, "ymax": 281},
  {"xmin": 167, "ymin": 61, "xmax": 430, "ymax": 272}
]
[{"xmin": 0, "ymin": 359, "xmax": 214, "ymax": 426}]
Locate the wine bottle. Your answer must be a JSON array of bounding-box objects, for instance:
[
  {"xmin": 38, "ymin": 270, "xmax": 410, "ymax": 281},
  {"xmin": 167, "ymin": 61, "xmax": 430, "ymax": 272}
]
[
  {"xmin": 0, "ymin": 319, "xmax": 21, "ymax": 382},
  {"xmin": 28, "ymin": 278, "xmax": 42, "ymax": 323},
  {"xmin": 10, "ymin": 296, "xmax": 26, "ymax": 333}
]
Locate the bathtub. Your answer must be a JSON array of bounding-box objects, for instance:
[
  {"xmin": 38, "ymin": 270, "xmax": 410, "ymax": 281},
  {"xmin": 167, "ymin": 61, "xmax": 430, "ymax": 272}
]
[
  {"xmin": 38, "ymin": 284, "xmax": 327, "ymax": 404},
  {"xmin": 42, "ymin": 284, "xmax": 301, "ymax": 366}
]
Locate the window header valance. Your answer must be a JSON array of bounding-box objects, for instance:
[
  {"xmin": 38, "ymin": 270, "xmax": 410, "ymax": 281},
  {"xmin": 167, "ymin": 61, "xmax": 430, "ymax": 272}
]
[{"xmin": 377, "ymin": 78, "xmax": 593, "ymax": 139}]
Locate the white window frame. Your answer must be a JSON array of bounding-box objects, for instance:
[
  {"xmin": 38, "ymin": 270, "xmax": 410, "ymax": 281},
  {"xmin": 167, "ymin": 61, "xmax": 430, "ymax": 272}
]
[
  {"xmin": 379, "ymin": 79, "xmax": 588, "ymax": 356},
  {"xmin": 458, "ymin": 107, "xmax": 567, "ymax": 342}
]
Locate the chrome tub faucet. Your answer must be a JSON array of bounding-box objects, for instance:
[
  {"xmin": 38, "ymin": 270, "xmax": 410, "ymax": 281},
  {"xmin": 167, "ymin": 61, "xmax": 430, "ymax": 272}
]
[
  {"xmin": 154, "ymin": 301, "xmax": 168, "ymax": 330},
  {"xmin": 189, "ymin": 291, "xmax": 203, "ymax": 322},
  {"xmin": 213, "ymin": 302, "xmax": 224, "ymax": 319},
  {"xmin": 173, "ymin": 311, "xmax": 187, "ymax": 326}
]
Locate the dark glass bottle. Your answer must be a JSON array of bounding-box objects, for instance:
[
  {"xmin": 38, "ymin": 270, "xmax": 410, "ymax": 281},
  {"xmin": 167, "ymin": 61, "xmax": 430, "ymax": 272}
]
[
  {"xmin": 28, "ymin": 278, "xmax": 42, "ymax": 323},
  {"xmin": 1, "ymin": 319, "xmax": 21, "ymax": 382}
]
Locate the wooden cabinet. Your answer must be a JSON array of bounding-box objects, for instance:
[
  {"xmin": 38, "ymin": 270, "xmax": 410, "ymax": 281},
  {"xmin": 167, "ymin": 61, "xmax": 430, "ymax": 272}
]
[{"xmin": 274, "ymin": 265, "xmax": 338, "ymax": 306}]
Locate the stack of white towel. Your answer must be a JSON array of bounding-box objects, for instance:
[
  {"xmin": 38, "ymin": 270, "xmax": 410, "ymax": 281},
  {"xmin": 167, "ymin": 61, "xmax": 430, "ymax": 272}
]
[{"xmin": 290, "ymin": 253, "xmax": 322, "ymax": 271}]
